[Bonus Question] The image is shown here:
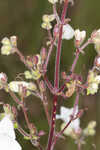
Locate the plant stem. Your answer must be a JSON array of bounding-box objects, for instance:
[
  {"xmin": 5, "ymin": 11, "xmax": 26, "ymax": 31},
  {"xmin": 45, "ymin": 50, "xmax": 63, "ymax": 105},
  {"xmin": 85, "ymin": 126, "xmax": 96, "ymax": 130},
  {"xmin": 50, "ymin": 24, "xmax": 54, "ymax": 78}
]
[
  {"xmin": 17, "ymin": 124, "xmax": 30, "ymax": 137},
  {"xmin": 70, "ymin": 39, "xmax": 92, "ymax": 73},
  {"xmin": 46, "ymin": 95, "xmax": 57, "ymax": 150},
  {"xmin": 54, "ymin": 0, "xmax": 68, "ymax": 88},
  {"xmin": 47, "ymin": 1, "xmax": 69, "ymax": 150}
]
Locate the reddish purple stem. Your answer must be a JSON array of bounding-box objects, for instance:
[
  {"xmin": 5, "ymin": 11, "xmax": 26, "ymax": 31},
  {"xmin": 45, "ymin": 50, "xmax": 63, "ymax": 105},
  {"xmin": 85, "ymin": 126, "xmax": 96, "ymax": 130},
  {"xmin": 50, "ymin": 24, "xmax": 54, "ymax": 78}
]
[{"xmin": 46, "ymin": 1, "xmax": 69, "ymax": 150}]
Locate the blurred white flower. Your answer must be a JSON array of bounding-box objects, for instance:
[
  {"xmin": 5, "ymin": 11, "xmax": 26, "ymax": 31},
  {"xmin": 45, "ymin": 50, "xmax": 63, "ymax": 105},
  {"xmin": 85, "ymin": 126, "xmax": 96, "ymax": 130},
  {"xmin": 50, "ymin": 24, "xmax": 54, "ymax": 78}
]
[
  {"xmin": 91, "ymin": 29, "xmax": 100, "ymax": 54},
  {"xmin": 0, "ymin": 115, "xmax": 21, "ymax": 150},
  {"xmin": 56, "ymin": 106, "xmax": 80, "ymax": 136},
  {"xmin": 48, "ymin": 0, "xmax": 58, "ymax": 4},
  {"xmin": 62, "ymin": 24, "xmax": 74, "ymax": 40},
  {"xmin": 74, "ymin": 29, "xmax": 86, "ymax": 47},
  {"xmin": 8, "ymin": 81, "xmax": 37, "ymax": 96},
  {"xmin": 87, "ymin": 70, "xmax": 100, "ymax": 95},
  {"xmin": 1, "ymin": 36, "xmax": 17, "ymax": 55}
]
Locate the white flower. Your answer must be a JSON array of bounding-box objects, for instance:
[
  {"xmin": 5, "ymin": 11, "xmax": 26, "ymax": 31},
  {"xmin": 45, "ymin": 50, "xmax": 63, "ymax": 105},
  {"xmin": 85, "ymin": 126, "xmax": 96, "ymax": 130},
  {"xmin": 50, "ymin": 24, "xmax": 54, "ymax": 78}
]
[
  {"xmin": 62, "ymin": 24, "xmax": 74, "ymax": 40},
  {"xmin": 1, "ymin": 36, "xmax": 17, "ymax": 55},
  {"xmin": 8, "ymin": 81, "xmax": 37, "ymax": 96},
  {"xmin": 91, "ymin": 29, "xmax": 100, "ymax": 54},
  {"xmin": 0, "ymin": 115, "xmax": 21, "ymax": 150},
  {"xmin": 9, "ymin": 81, "xmax": 29, "ymax": 93},
  {"xmin": 74, "ymin": 29, "xmax": 86, "ymax": 47},
  {"xmin": 56, "ymin": 106, "xmax": 80, "ymax": 136},
  {"xmin": 48, "ymin": 0, "xmax": 58, "ymax": 4}
]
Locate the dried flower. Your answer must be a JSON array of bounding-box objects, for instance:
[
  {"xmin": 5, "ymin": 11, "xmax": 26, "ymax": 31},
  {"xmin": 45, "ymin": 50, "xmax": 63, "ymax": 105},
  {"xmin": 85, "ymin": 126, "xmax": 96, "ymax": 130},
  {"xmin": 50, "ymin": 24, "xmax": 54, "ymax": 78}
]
[{"xmin": 74, "ymin": 29, "xmax": 86, "ymax": 47}]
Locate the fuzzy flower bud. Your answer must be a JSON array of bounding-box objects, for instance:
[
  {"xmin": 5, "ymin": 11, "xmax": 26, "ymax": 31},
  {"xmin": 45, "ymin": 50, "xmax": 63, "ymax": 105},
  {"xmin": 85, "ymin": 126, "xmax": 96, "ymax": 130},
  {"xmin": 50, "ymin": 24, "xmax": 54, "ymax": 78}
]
[{"xmin": 74, "ymin": 29, "xmax": 86, "ymax": 47}]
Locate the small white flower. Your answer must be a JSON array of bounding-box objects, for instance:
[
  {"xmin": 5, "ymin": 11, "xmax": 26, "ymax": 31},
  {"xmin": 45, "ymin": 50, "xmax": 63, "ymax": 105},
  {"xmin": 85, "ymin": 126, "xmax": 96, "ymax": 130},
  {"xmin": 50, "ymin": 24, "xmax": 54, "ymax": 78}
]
[
  {"xmin": 9, "ymin": 81, "xmax": 29, "ymax": 93},
  {"xmin": 0, "ymin": 72, "xmax": 7, "ymax": 83},
  {"xmin": 74, "ymin": 29, "xmax": 86, "ymax": 47},
  {"xmin": 1, "ymin": 36, "xmax": 17, "ymax": 55},
  {"xmin": 62, "ymin": 24, "xmax": 74, "ymax": 40},
  {"xmin": 87, "ymin": 82, "xmax": 98, "ymax": 95},
  {"xmin": 56, "ymin": 106, "xmax": 80, "ymax": 136},
  {"xmin": 48, "ymin": 0, "xmax": 58, "ymax": 4},
  {"xmin": 0, "ymin": 115, "xmax": 21, "ymax": 150},
  {"xmin": 91, "ymin": 29, "xmax": 100, "ymax": 54}
]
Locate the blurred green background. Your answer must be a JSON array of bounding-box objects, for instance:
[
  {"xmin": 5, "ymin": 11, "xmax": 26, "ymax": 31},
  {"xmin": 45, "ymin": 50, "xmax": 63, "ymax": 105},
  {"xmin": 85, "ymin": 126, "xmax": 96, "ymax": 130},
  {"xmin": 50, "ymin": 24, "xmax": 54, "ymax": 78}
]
[{"xmin": 0, "ymin": 0, "xmax": 100, "ymax": 149}]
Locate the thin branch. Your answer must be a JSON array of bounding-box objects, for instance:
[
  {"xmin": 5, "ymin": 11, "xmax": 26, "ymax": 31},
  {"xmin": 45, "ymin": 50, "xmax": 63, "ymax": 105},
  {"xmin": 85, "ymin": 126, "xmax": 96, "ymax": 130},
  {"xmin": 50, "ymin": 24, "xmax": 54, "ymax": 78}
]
[{"xmin": 70, "ymin": 39, "xmax": 92, "ymax": 73}]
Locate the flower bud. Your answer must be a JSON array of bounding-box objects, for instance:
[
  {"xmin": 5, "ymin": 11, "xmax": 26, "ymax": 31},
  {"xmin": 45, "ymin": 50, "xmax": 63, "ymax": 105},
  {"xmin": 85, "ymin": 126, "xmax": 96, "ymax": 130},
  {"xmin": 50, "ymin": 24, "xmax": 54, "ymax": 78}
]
[
  {"xmin": 39, "ymin": 80, "xmax": 46, "ymax": 92},
  {"xmin": 94, "ymin": 55, "xmax": 100, "ymax": 70},
  {"xmin": 53, "ymin": 24, "xmax": 59, "ymax": 38},
  {"xmin": 10, "ymin": 36, "xmax": 17, "ymax": 47},
  {"xmin": 40, "ymin": 47, "xmax": 47, "ymax": 61},
  {"xmin": 26, "ymin": 56, "xmax": 33, "ymax": 68}
]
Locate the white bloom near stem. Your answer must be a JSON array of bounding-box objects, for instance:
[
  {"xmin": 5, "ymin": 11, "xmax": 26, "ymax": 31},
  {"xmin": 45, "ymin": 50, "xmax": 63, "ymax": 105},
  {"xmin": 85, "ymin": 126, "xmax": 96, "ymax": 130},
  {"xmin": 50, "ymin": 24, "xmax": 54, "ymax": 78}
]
[
  {"xmin": 1, "ymin": 36, "xmax": 17, "ymax": 55},
  {"xmin": 91, "ymin": 29, "xmax": 100, "ymax": 54},
  {"xmin": 41, "ymin": 14, "xmax": 55, "ymax": 30},
  {"xmin": 48, "ymin": 0, "xmax": 58, "ymax": 4},
  {"xmin": 8, "ymin": 81, "xmax": 37, "ymax": 95},
  {"xmin": 56, "ymin": 106, "xmax": 80, "ymax": 137},
  {"xmin": 74, "ymin": 29, "xmax": 86, "ymax": 47},
  {"xmin": 62, "ymin": 24, "xmax": 74, "ymax": 40},
  {"xmin": 87, "ymin": 70, "xmax": 100, "ymax": 95},
  {"xmin": 0, "ymin": 115, "xmax": 21, "ymax": 150}
]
